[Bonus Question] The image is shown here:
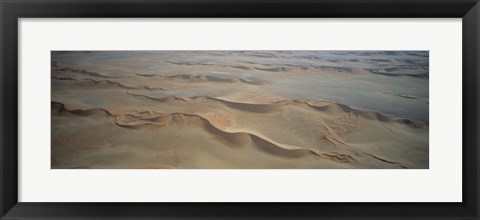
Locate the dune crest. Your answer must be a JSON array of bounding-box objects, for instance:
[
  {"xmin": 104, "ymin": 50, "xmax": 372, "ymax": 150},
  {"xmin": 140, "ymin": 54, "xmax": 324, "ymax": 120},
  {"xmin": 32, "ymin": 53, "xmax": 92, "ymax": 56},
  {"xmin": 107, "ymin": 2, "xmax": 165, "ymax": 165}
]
[
  {"xmin": 137, "ymin": 73, "xmax": 270, "ymax": 85},
  {"xmin": 53, "ymin": 77, "xmax": 166, "ymax": 91},
  {"xmin": 53, "ymin": 67, "xmax": 117, "ymax": 79},
  {"xmin": 52, "ymin": 101, "xmax": 361, "ymax": 164},
  {"xmin": 126, "ymin": 92, "xmax": 428, "ymax": 127}
]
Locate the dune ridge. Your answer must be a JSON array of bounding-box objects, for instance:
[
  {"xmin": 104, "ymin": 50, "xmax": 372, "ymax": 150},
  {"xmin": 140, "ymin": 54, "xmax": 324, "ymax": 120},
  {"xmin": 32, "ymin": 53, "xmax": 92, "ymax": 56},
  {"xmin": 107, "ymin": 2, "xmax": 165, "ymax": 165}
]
[
  {"xmin": 126, "ymin": 92, "xmax": 428, "ymax": 127},
  {"xmin": 383, "ymin": 91, "xmax": 423, "ymax": 100},
  {"xmin": 52, "ymin": 77, "xmax": 166, "ymax": 91},
  {"xmin": 363, "ymin": 152, "xmax": 410, "ymax": 169},
  {"xmin": 53, "ymin": 67, "xmax": 117, "ymax": 79},
  {"xmin": 255, "ymin": 67, "xmax": 290, "ymax": 72},
  {"xmin": 167, "ymin": 60, "xmax": 259, "ymax": 70},
  {"xmin": 51, "ymin": 101, "xmax": 363, "ymax": 165},
  {"xmin": 136, "ymin": 73, "xmax": 270, "ymax": 85},
  {"xmin": 368, "ymin": 67, "xmax": 429, "ymax": 79},
  {"xmin": 52, "ymin": 101, "xmax": 112, "ymax": 117},
  {"xmin": 254, "ymin": 65, "xmax": 353, "ymax": 73},
  {"xmin": 166, "ymin": 59, "xmax": 353, "ymax": 74}
]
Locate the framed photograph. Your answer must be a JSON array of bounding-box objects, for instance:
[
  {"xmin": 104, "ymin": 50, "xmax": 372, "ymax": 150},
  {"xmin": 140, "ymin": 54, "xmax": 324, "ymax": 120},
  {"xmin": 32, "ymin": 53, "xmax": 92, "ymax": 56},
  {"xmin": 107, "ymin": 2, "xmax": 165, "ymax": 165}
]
[{"xmin": 1, "ymin": 0, "xmax": 479, "ymax": 219}]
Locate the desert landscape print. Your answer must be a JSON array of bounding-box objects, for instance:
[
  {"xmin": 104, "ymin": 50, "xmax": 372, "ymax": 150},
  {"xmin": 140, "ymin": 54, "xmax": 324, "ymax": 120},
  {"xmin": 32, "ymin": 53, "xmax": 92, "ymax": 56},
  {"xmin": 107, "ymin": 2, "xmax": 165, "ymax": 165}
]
[{"xmin": 51, "ymin": 51, "xmax": 429, "ymax": 169}]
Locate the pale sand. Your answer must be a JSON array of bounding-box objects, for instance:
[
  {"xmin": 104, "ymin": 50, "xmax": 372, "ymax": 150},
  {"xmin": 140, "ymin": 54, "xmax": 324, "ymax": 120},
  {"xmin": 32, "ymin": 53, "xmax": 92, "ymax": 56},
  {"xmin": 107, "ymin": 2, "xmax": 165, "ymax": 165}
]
[{"xmin": 51, "ymin": 51, "xmax": 429, "ymax": 169}]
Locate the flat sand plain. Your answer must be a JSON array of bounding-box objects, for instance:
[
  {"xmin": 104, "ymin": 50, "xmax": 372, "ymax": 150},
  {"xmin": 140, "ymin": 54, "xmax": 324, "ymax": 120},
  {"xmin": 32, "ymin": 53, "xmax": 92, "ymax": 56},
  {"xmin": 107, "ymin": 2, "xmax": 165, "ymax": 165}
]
[{"xmin": 51, "ymin": 51, "xmax": 429, "ymax": 169}]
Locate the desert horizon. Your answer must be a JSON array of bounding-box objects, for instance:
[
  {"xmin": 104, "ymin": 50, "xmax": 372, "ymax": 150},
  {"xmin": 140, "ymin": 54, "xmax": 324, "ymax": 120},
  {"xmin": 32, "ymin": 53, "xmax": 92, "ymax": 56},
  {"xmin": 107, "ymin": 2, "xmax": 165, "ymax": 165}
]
[{"xmin": 51, "ymin": 50, "xmax": 429, "ymax": 169}]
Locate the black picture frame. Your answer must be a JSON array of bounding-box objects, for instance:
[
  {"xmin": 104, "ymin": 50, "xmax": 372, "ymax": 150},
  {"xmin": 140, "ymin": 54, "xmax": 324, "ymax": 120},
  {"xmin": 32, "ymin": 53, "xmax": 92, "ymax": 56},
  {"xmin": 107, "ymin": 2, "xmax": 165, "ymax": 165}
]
[{"xmin": 1, "ymin": 0, "xmax": 479, "ymax": 219}]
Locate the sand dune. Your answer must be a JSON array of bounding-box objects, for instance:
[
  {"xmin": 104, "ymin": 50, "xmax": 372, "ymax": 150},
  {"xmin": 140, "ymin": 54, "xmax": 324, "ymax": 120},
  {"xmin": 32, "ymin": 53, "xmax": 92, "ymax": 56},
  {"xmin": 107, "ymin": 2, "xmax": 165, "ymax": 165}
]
[
  {"xmin": 228, "ymin": 65, "xmax": 254, "ymax": 70},
  {"xmin": 51, "ymin": 51, "xmax": 429, "ymax": 169},
  {"xmin": 126, "ymin": 92, "xmax": 427, "ymax": 128},
  {"xmin": 383, "ymin": 91, "xmax": 423, "ymax": 99},
  {"xmin": 51, "ymin": 90, "xmax": 427, "ymax": 169},
  {"xmin": 52, "ymin": 101, "xmax": 112, "ymax": 117},
  {"xmin": 52, "ymin": 101, "xmax": 362, "ymax": 165},
  {"xmin": 164, "ymin": 74, "xmax": 270, "ymax": 85},
  {"xmin": 166, "ymin": 58, "xmax": 355, "ymax": 74},
  {"xmin": 255, "ymin": 67, "xmax": 290, "ymax": 72},
  {"xmin": 368, "ymin": 66, "xmax": 428, "ymax": 78},
  {"xmin": 53, "ymin": 77, "xmax": 166, "ymax": 91},
  {"xmin": 135, "ymin": 73, "xmax": 270, "ymax": 85},
  {"xmin": 53, "ymin": 67, "xmax": 116, "ymax": 79}
]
